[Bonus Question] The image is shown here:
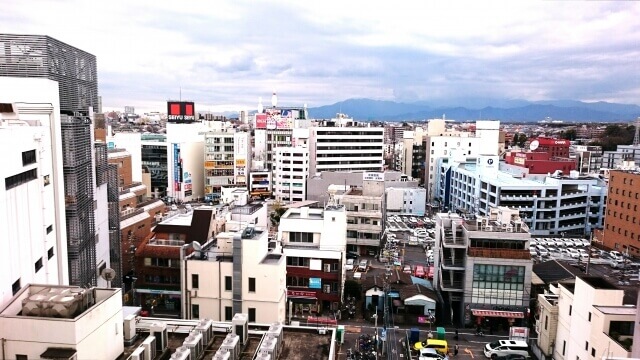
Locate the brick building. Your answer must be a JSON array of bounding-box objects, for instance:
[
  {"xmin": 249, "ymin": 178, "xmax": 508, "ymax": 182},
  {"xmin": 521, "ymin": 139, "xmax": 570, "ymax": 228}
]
[
  {"xmin": 504, "ymin": 151, "xmax": 576, "ymax": 174},
  {"xmin": 602, "ymin": 170, "xmax": 640, "ymax": 256},
  {"xmin": 534, "ymin": 137, "xmax": 570, "ymax": 158}
]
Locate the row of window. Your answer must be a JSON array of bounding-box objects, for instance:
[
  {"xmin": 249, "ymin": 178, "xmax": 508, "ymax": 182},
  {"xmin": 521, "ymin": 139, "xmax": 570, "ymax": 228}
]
[
  {"xmin": 605, "ymin": 223, "xmax": 640, "ymax": 242},
  {"xmin": 191, "ymin": 274, "xmax": 256, "ymax": 292},
  {"xmin": 10, "ymin": 247, "xmax": 55, "ymax": 296},
  {"xmin": 192, "ymin": 305, "xmax": 256, "ymax": 322}
]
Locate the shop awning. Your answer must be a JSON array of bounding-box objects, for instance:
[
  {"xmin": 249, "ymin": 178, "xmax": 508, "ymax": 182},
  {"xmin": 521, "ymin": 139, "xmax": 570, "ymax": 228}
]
[
  {"xmin": 135, "ymin": 288, "xmax": 181, "ymax": 295},
  {"xmin": 471, "ymin": 309, "xmax": 525, "ymax": 318},
  {"xmin": 404, "ymin": 294, "xmax": 437, "ymax": 307}
]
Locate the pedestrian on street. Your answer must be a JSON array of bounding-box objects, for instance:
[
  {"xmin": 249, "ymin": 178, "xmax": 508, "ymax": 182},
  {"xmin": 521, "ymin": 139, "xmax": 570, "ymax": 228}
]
[{"xmin": 454, "ymin": 344, "xmax": 459, "ymax": 356}]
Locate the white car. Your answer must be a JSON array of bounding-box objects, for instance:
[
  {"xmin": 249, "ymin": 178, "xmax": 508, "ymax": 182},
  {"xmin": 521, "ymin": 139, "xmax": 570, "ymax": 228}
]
[
  {"xmin": 537, "ymin": 239, "xmax": 548, "ymax": 246},
  {"xmin": 568, "ymin": 248, "xmax": 580, "ymax": 258},
  {"xmin": 530, "ymin": 240, "xmax": 538, "ymax": 247},
  {"xmin": 547, "ymin": 246, "xmax": 558, "ymax": 253},
  {"xmin": 579, "ymin": 253, "xmax": 589, "ymax": 261},
  {"xmin": 571, "ymin": 239, "xmax": 584, "ymax": 247},
  {"xmin": 529, "ymin": 248, "xmax": 538, "ymax": 256},
  {"xmin": 610, "ymin": 251, "xmax": 623, "ymax": 260},
  {"xmin": 538, "ymin": 247, "xmax": 549, "ymax": 257},
  {"xmin": 345, "ymin": 258, "xmax": 355, "ymax": 271},
  {"xmin": 581, "ymin": 239, "xmax": 591, "ymax": 247}
]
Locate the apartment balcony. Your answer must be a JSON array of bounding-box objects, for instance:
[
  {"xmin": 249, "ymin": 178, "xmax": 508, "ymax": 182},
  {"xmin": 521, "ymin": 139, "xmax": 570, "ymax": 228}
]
[
  {"xmin": 438, "ymin": 271, "xmax": 464, "ymax": 292},
  {"xmin": 558, "ymin": 212, "xmax": 587, "ymax": 220},
  {"xmin": 441, "ymin": 229, "xmax": 466, "ymax": 248},
  {"xmin": 499, "ymin": 194, "xmax": 535, "ymax": 201},
  {"xmin": 441, "ymin": 258, "xmax": 465, "ymax": 270},
  {"xmin": 346, "ymin": 237, "xmax": 381, "ymax": 247},
  {"xmin": 467, "ymin": 247, "xmax": 531, "ymax": 260}
]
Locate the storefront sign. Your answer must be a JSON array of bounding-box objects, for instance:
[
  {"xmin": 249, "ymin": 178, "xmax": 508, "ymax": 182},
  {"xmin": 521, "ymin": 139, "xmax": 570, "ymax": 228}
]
[{"xmin": 287, "ymin": 290, "xmax": 316, "ymax": 298}]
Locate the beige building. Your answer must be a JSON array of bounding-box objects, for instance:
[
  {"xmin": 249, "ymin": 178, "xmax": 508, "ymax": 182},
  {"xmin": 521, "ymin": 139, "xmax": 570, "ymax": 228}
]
[
  {"xmin": 182, "ymin": 226, "xmax": 287, "ymax": 324},
  {"xmin": 335, "ymin": 176, "xmax": 385, "ymax": 255},
  {"xmin": 548, "ymin": 276, "xmax": 636, "ymax": 359},
  {"xmin": 0, "ymin": 284, "xmax": 123, "ymax": 360}
]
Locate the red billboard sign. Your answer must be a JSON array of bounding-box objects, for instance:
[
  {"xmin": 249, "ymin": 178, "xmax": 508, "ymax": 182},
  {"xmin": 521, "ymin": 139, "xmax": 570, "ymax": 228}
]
[
  {"xmin": 167, "ymin": 101, "xmax": 196, "ymax": 122},
  {"xmin": 255, "ymin": 114, "xmax": 267, "ymax": 129}
]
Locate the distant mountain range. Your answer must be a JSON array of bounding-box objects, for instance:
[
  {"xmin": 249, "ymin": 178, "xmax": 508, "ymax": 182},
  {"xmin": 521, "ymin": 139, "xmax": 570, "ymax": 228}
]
[{"xmin": 306, "ymin": 98, "xmax": 640, "ymax": 122}]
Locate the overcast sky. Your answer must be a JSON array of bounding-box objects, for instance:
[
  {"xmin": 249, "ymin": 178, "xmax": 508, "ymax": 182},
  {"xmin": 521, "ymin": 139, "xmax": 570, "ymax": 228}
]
[{"xmin": 2, "ymin": 1, "xmax": 639, "ymax": 113}]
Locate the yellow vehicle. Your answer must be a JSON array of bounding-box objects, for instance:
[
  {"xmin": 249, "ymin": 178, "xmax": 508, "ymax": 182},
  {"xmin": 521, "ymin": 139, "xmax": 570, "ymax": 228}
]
[{"xmin": 413, "ymin": 339, "xmax": 449, "ymax": 355}]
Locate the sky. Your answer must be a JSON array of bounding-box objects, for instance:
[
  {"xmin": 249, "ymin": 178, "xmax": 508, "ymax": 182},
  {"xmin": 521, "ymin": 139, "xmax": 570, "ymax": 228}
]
[{"xmin": 2, "ymin": 1, "xmax": 640, "ymax": 113}]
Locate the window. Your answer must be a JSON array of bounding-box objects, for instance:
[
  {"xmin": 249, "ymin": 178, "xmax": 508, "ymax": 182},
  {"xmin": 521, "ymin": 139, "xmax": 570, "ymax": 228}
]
[
  {"xmin": 34, "ymin": 258, "xmax": 43, "ymax": 272},
  {"xmin": 562, "ymin": 341, "xmax": 566, "ymax": 356},
  {"xmin": 588, "ymin": 312, "xmax": 591, "ymax": 321},
  {"xmin": 544, "ymin": 315, "xmax": 548, "ymax": 330},
  {"xmin": 192, "ymin": 274, "xmax": 199, "ymax": 289},
  {"xmin": 5, "ymin": 168, "xmax": 37, "ymax": 190},
  {"xmin": 48, "ymin": 247, "xmax": 54, "ymax": 259},
  {"xmin": 12, "ymin": 279, "xmax": 20, "ymax": 295},
  {"xmin": 249, "ymin": 277, "xmax": 256, "ymax": 292},
  {"xmin": 22, "ymin": 149, "xmax": 36, "ymax": 166},
  {"xmin": 248, "ymin": 308, "xmax": 256, "ymax": 322},
  {"xmin": 225, "ymin": 306, "xmax": 233, "ymax": 321},
  {"xmin": 225, "ymin": 276, "xmax": 232, "ymax": 291},
  {"xmin": 16, "ymin": 355, "xmax": 27, "ymax": 360},
  {"xmin": 569, "ymin": 305, "xmax": 572, "ymax": 316},
  {"xmin": 46, "ymin": 225, "xmax": 53, "ymax": 234},
  {"xmin": 585, "ymin": 341, "xmax": 589, "ymax": 350},
  {"xmin": 609, "ymin": 321, "xmax": 634, "ymax": 336},
  {"xmin": 591, "ymin": 348, "xmax": 596, "ymax": 357},
  {"xmin": 192, "ymin": 304, "xmax": 200, "ymax": 319},
  {"xmin": 289, "ymin": 232, "xmax": 314, "ymax": 243},
  {"xmin": 43, "ymin": 175, "xmax": 50, "ymax": 186}
]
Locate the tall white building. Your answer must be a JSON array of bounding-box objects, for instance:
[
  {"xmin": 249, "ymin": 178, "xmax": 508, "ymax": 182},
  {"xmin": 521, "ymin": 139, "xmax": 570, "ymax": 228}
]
[
  {"xmin": 445, "ymin": 155, "xmax": 607, "ymax": 236},
  {"xmin": 106, "ymin": 131, "xmax": 143, "ymax": 182},
  {"xmin": 167, "ymin": 122, "xmax": 205, "ymax": 202},
  {"xmin": 279, "ymin": 205, "xmax": 347, "ymax": 319},
  {"xmin": 203, "ymin": 129, "xmax": 251, "ymax": 201},
  {"xmin": 385, "ymin": 187, "xmax": 427, "ymax": 216},
  {"xmin": 0, "ymin": 78, "xmax": 69, "ymax": 305},
  {"xmin": 274, "ymin": 146, "xmax": 310, "ymax": 203},
  {"xmin": 309, "ymin": 122, "xmax": 384, "ymax": 174}
]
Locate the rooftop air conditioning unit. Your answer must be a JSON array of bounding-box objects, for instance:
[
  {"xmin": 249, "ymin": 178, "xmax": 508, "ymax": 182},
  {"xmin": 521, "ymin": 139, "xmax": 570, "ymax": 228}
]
[
  {"xmin": 232, "ymin": 313, "xmax": 248, "ymax": 346},
  {"xmin": 183, "ymin": 332, "xmax": 203, "ymax": 360},
  {"xmin": 141, "ymin": 336, "xmax": 157, "ymax": 360},
  {"xmin": 259, "ymin": 336, "xmax": 278, "ymax": 359},
  {"xmin": 171, "ymin": 346, "xmax": 191, "ymax": 360},
  {"xmin": 213, "ymin": 348, "xmax": 231, "ymax": 360},
  {"xmin": 221, "ymin": 333, "xmax": 239, "ymax": 360},
  {"xmin": 254, "ymin": 352, "xmax": 272, "ymax": 360},
  {"xmin": 123, "ymin": 314, "xmax": 137, "ymax": 345},
  {"xmin": 150, "ymin": 322, "xmax": 168, "ymax": 353},
  {"xmin": 267, "ymin": 323, "xmax": 283, "ymax": 349},
  {"xmin": 131, "ymin": 347, "xmax": 146, "ymax": 360},
  {"xmin": 196, "ymin": 319, "xmax": 213, "ymax": 345}
]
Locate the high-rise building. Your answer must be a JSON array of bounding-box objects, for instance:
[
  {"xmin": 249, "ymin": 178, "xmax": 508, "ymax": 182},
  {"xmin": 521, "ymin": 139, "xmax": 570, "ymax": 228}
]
[
  {"xmin": 600, "ymin": 170, "xmax": 640, "ymax": 256},
  {"xmin": 309, "ymin": 120, "xmax": 385, "ymax": 174},
  {"xmin": 0, "ymin": 78, "xmax": 69, "ymax": 304},
  {"xmin": 0, "ymin": 34, "xmax": 99, "ymax": 112},
  {"xmin": 0, "ymin": 34, "xmax": 104, "ymax": 287},
  {"xmin": 203, "ymin": 130, "xmax": 251, "ymax": 201}
]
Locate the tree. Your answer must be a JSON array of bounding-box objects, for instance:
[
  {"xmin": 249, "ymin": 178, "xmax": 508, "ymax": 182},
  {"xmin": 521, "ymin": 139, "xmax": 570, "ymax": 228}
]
[
  {"xmin": 517, "ymin": 133, "xmax": 528, "ymax": 148},
  {"xmin": 343, "ymin": 280, "xmax": 362, "ymax": 301},
  {"xmin": 269, "ymin": 202, "xmax": 288, "ymax": 227},
  {"xmin": 560, "ymin": 129, "xmax": 577, "ymax": 141}
]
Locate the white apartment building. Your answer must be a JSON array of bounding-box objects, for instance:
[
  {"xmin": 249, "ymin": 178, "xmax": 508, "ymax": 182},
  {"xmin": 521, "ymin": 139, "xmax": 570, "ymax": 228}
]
[
  {"xmin": 548, "ymin": 277, "xmax": 635, "ymax": 359},
  {"xmin": 386, "ymin": 187, "xmax": 427, "ymax": 216},
  {"xmin": 0, "ymin": 285, "xmax": 123, "ymax": 360},
  {"xmin": 182, "ymin": 226, "xmax": 287, "ymax": 323},
  {"xmin": 309, "ymin": 124, "xmax": 384, "ymax": 174},
  {"xmin": 279, "ymin": 205, "xmax": 347, "ymax": 319},
  {"xmin": 433, "ymin": 208, "xmax": 533, "ymax": 326},
  {"xmin": 273, "ymin": 146, "xmax": 310, "ymax": 203},
  {"xmin": 334, "ymin": 176, "xmax": 385, "ymax": 255},
  {"xmin": 0, "ymin": 78, "xmax": 69, "ymax": 304},
  {"xmin": 203, "ymin": 130, "xmax": 251, "ymax": 200},
  {"xmin": 425, "ymin": 120, "xmax": 501, "ymax": 201},
  {"xmin": 167, "ymin": 122, "xmax": 205, "ymax": 202},
  {"xmin": 445, "ymin": 155, "xmax": 607, "ymax": 236}
]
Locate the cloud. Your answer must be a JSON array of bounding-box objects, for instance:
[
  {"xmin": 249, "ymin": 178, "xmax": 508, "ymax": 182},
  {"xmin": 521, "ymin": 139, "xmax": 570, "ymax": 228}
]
[{"xmin": 1, "ymin": 0, "xmax": 639, "ymax": 112}]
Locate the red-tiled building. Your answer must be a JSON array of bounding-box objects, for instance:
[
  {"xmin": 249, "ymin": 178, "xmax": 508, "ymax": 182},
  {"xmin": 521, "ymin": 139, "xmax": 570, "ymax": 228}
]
[
  {"xmin": 533, "ymin": 137, "xmax": 570, "ymax": 158},
  {"xmin": 505, "ymin": 151, "xmax": 576, "ymax": 174},
  {"xmin": 601, "ymin": 170, "xmax": 640, "ymax": 256}
]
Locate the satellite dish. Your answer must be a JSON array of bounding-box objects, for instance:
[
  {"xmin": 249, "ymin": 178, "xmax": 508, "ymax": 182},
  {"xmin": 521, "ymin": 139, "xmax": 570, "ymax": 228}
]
[
  {"xmin": 192, "ymin": 241, "xmax": 201, "ymax": 252},
  {"xmin": 101, "ymin": 268, "xmax": 116, "ymax": 287},
  {"xmin": 529, "ymin": 140, "xmax": 540, "ymax": 151}
]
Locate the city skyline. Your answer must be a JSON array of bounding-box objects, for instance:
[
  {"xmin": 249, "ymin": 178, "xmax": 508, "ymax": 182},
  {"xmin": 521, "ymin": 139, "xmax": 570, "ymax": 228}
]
[{"xmin": 2, "ymin": 0, "xmax": 639, "ymax": 113}]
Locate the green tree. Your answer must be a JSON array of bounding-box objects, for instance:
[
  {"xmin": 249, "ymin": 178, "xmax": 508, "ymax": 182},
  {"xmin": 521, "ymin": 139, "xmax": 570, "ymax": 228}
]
[
  {"xmin": 517, "ymin": 133, "xmax": 528, "ymax": 148},
  {"xmin": 269, "ymin": 202, "xmax": 288, "ymax": 227},
  {"xmin": 343, "ymin": 280, "xmax": 362, "ymax": 301},
  {"xmin": 561, "ymin": 129, "xmax": 577, "ymax": 141}
]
